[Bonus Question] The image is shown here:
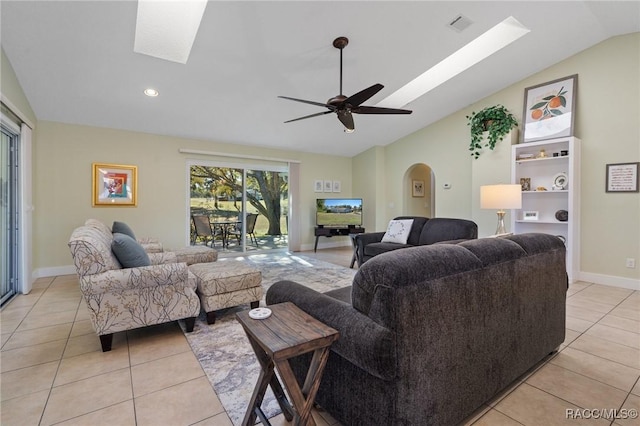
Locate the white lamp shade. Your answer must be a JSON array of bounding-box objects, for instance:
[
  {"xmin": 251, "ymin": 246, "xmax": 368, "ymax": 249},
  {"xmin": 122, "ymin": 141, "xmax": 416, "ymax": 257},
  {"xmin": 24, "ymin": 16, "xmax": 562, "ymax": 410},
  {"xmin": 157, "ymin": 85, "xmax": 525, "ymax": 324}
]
[{"xmin": 480, "ymin": 184, "xmax": 522, "ymax": 210}]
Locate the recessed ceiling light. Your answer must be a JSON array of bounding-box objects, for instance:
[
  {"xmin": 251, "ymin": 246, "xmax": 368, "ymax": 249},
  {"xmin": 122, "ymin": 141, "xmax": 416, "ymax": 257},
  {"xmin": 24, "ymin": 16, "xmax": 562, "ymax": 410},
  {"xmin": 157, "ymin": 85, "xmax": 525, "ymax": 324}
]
[
  {"xmin": 134, "ymin": 0, "xmax": 207, "ymax": 64},
  {"xmin": 377, "ymin": 16, "xmax": 530, "ymax": 109},
  {"xmin": 144, "ymin": 88, "xmax": 159, "ymax": 97}
]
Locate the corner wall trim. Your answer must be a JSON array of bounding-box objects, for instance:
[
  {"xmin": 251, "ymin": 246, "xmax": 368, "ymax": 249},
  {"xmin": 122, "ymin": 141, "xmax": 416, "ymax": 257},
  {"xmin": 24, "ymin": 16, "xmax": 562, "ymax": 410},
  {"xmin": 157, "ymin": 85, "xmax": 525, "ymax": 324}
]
[{"xmin": 577, "ymin": 271, "xmax": 640, "ymax": 291}]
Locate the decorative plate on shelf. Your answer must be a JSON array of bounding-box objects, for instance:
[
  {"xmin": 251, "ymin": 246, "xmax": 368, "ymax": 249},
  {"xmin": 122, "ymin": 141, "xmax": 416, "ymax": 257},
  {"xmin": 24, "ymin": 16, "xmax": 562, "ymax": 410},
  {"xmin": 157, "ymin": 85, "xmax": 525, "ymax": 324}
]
[{"xmin": 552, "ymin": 172, "xmax": 568, "ymax": 190}]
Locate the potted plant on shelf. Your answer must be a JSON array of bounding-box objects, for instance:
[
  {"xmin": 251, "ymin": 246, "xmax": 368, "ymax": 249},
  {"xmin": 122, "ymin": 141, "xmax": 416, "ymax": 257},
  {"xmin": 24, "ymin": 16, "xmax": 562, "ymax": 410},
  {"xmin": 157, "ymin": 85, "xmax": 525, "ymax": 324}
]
[{"xmin": 466, "ymin": 104, "xmax": 518, "ymax": 159}]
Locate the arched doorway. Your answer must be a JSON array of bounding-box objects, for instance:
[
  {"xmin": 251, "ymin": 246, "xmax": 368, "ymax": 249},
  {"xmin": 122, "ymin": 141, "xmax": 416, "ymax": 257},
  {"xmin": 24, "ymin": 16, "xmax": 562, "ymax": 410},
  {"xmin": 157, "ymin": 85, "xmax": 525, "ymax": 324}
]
[{"xmin": 403, "ymin": 163, "xmax": 435, "ymax": 217}]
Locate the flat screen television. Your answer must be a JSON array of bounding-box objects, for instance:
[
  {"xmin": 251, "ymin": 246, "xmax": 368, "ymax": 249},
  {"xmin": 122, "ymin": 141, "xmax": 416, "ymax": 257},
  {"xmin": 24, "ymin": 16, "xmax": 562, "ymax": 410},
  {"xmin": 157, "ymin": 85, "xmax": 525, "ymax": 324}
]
[{"xmin": 316, "ymin": 198, "xmax": 362, "ymax": 227}]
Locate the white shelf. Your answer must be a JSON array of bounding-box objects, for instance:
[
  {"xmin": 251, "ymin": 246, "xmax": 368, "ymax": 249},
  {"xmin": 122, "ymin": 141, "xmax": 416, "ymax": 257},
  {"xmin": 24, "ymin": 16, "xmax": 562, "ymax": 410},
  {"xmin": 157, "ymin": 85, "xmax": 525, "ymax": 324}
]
[
  {"xmin": 522, "ymin": 190, "xmax": 568, "ymax": 194},
  {"xmin": 515, "ymin": 220, "xmax": 568, "ymax": 224},
  {"xmin": 515, "ymin": 156, "xmax": 569, "ymax": 164},
  {"xmin": 511, "ymin": 136, "xmax": 581, "ymax": 283}
]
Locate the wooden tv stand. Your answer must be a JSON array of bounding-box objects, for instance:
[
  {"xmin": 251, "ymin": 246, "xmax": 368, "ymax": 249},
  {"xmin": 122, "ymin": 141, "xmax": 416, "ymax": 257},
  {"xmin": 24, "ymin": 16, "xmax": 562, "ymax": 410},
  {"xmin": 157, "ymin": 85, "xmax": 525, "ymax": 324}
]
[{"xmin": 314, "ymin": 226, "xmax": 365, "ymax": 252}]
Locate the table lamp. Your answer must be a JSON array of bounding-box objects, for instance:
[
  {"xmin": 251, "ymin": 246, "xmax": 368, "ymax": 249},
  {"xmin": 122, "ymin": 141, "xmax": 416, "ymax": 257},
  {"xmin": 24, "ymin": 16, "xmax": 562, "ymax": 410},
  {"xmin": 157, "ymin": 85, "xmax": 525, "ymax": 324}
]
[{"xmin": 480, "ymin": 184, "xmax": 522, "ymax": 235}]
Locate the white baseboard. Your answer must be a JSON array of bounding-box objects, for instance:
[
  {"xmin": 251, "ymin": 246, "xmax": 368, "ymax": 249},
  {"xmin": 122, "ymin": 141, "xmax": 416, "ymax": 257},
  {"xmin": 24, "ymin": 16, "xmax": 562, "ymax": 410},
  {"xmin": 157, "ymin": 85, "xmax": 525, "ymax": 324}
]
[
  {"xmin": 33, "ymin": 265, "xmax": 76, "ymax": 279},
  {"xmin": 577, "ymin": 271, "xmax": 640, "ymax": 291}
]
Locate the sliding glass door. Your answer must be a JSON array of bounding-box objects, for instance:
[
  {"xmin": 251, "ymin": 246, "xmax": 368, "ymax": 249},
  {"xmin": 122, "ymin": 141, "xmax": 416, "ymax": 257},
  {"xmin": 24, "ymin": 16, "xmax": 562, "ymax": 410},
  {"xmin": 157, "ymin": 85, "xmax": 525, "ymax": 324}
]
[
  {"xmin": 190, "ymin": 163, "xmax": 288, "ymax": 253},
  {"xmin": 1, "ymin": 125, "xmax": 19, "ymax": 306}
]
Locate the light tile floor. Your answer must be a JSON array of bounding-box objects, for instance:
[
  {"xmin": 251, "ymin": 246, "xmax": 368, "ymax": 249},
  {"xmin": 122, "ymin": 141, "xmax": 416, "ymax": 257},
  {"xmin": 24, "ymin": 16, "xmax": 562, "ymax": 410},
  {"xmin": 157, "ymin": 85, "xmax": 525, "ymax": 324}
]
[{"xmin": 1, "ymin": 247, "xmax": 638, "ymax": 425}]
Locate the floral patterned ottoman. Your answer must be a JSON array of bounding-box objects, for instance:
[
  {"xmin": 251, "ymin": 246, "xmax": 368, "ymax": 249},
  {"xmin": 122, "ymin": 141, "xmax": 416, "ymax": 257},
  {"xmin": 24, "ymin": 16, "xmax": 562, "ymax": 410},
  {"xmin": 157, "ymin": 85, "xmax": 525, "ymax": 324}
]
[{"xmin": 188, "ymin": 261, "xmax": 263, "ymax": 324}]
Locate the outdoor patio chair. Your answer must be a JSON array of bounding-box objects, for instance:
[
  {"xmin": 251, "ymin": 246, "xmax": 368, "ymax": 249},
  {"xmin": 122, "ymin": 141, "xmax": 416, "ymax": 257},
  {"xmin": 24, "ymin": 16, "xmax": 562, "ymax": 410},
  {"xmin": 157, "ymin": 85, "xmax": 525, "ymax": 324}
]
[
  {"xmin": 228, "ymin": 213, "xmax": 259, "ymax": 248},
  {"xmin": 192, "ymin": 214, "xmax": 224, "ymax": 247}
]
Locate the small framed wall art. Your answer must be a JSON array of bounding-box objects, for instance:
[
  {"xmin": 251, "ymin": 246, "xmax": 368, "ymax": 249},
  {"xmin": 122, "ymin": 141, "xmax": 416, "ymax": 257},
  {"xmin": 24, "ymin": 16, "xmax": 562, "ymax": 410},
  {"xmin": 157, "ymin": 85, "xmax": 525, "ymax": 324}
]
[
  {"xmin": 412, "ymin": 180, "xmax": 425, "ymax": 197},
  {"xmin": 324, "ymin": 180, "xmax": 333, "ymax": 192},
  {"xmin": 92, "ymin": 163, "xmax": 137, "ymax": 206},
  {"xmin": 332, "ymin": 180, "xmax": 341, "ymax": 193},
  {"xmin": 314, "ymin": 180, "xmax": 323, "ymax": 192},
  {"xmin": 606, "ymin": 162, "xmax": 639, "ymax": 193},
  {"xmin": 522, "ymin": 74, "xmax": 578, "ymax": 143}
]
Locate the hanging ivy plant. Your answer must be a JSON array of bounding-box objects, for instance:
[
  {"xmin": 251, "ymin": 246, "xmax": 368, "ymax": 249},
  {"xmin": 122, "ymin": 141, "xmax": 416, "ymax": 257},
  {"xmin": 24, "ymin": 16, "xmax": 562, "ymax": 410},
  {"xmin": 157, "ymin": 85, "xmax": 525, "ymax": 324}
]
[{"xmin": 466, "ymin": 105, "xmax": 518, "ymax": 159}]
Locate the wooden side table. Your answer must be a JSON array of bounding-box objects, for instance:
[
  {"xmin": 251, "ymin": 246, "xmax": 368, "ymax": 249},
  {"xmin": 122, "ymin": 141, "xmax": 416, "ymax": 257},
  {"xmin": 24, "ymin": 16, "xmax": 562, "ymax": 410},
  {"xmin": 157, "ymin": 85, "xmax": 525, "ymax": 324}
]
[{"xmin": 236, "ymin": 302, "xmax": 339, "ymax": 426}]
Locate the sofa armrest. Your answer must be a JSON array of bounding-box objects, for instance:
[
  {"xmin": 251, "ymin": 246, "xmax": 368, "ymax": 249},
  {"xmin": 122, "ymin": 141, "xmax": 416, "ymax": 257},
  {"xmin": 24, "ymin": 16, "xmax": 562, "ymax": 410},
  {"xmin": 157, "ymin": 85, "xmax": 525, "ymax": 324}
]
[
  {"xmin": 355, "ymin": 232, "xmax": 386, "ymax": 265},
  {"xmin": 355, "ymin": 231, "xmax": 386, "ymax": 245},
  {"xmin": 79, "ymin": 262, "xmax": 192, "ymax": 295},
  {"xmin": 266, "ymin": 281, "xmax": 396, "ymax": 381},
  {"xmin": 149, "ymin": 251, "xmax": 178, "ymax": 265}
]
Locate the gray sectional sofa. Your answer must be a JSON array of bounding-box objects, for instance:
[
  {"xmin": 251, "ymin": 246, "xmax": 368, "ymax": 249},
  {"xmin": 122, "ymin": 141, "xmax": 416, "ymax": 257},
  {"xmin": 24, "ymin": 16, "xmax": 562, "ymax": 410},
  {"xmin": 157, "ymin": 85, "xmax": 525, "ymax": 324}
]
[
  {"xmin": 267, "ymin": 233, "xmax": 567, "ymax": 425},
  {"xmin": 354, "ymin": 216, "xmax": 478, "ymax": 265}
]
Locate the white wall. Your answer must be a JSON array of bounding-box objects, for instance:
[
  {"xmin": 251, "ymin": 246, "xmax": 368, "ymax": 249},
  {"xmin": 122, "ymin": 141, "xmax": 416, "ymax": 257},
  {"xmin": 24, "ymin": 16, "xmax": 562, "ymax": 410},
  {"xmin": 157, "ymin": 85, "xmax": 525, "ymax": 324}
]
[{"xmin": 354, "ymin": 33, "xmax": 639, "ymax": 284}]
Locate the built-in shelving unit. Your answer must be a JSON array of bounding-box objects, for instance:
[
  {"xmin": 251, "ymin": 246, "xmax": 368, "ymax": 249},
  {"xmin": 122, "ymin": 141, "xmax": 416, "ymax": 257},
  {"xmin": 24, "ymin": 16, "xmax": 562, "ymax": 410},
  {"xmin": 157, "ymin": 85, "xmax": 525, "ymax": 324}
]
[{"xmin": 511, "ymin": 137, "xmax": 581, "ymax": 282}]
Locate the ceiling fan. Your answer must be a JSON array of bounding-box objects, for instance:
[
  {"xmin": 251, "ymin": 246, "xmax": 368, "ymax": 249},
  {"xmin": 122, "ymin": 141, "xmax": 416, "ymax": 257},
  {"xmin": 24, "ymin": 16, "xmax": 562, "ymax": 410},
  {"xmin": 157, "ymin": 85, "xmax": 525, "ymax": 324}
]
[{"xmin": 278, "ymin": 37, "xmax": 412, "ymax": 132}]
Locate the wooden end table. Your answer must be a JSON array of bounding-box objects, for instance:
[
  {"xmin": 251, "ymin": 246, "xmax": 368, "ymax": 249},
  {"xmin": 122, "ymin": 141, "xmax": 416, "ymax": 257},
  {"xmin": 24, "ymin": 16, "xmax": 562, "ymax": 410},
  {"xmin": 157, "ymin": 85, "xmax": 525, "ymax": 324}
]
[{"xmin": 236, "ymin": 302, "xmax": 339, "ymax": 426}]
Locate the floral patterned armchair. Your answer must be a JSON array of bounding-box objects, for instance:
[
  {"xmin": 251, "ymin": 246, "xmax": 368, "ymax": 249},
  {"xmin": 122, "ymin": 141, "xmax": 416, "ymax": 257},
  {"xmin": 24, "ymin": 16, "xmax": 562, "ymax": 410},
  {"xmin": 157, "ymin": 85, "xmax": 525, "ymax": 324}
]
[{"xmin": 68, "ymin": 220, "xmax": 200, "ymax": 351}]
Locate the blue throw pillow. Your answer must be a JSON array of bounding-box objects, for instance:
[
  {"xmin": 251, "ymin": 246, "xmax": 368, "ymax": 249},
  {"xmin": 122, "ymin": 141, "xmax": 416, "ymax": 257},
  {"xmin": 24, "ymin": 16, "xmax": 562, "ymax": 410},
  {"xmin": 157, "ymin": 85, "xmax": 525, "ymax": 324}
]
[
  {"xmin": 112, "ymin": 233, "xmax": 150, "ymax": 268},
  {"xmin": 112, "ymin": 221, "xmax": 136, "ymax": 240}
]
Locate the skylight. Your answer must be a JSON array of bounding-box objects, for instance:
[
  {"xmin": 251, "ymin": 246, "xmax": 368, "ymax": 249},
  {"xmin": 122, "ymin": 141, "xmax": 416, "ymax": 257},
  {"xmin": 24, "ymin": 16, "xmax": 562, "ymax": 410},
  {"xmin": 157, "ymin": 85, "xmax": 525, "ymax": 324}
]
[
  {"xmin": 134, "ymin": 0, "xmax": 207, "ymax": 64},
  {"xmin": 376, "ymin": 16, "xmax": 530, "ymax": 109}
]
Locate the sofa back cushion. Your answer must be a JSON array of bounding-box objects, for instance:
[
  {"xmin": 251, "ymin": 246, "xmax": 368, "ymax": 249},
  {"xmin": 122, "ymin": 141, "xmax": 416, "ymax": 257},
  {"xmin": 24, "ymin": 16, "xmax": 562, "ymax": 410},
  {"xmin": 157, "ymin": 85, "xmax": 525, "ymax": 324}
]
[
  {"xmin": 352, "ymin": 233, "xmax": 563, "ymax": 330},
  {"xmin": 418, "ymin": 218, "xmax": 478, "ymax": 245},
  {"xmin": 68, "ymin": 225, "xmax": 121, "ymax": 276},
  {"xmin": 352, "ymin": 243, "xmax": 483, "ymax": 325},
  {"xmin": 392, "ymin": 216, "xmax": 428, "ymax": 246}
]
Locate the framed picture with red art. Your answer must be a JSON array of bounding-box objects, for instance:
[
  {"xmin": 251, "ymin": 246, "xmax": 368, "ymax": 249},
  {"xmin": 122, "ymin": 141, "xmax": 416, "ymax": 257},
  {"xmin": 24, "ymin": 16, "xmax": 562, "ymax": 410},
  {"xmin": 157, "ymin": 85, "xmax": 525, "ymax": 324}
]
[{"xmin": 92, "ymin": 163, "xmax": 137, "ymax": 206}]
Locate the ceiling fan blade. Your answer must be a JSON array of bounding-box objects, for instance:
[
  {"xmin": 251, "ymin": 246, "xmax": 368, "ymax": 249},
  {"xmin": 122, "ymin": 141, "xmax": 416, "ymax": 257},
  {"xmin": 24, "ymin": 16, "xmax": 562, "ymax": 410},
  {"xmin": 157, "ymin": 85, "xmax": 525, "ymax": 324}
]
[
  {"xmin": 284, "ymin": 110, "xmax": 333, "ymax": 124},
  {"xmin": 354, "ymin": 105, "xmax": 413, "ymax": 115},
  {"xmin": 278, "ymin": 96, "xmax": 334, "ymax": 109},
  {"xmin": 344, "ymin": 83, "xmax": 384, "ymax": 107},
  {"xmin": 337, "ymin": 110, "xmax": 355, "ymax": 130}
]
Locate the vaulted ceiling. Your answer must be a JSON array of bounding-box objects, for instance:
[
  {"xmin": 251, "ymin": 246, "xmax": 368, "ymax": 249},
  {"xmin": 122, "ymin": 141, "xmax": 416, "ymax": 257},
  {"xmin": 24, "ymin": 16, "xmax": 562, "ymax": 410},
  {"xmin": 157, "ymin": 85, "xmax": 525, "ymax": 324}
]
[{"xmin": 2, "ymin": 1, "xmax": 639, "ymax": 157}]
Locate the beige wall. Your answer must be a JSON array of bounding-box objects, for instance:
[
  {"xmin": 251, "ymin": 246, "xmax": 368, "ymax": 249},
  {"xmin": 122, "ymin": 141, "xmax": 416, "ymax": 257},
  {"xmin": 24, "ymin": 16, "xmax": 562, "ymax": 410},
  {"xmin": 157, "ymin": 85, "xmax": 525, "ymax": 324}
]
[
  {"xmin": 33, "ymin": 121, "xmax": 352, "ymax": 270},
  {"xmin": 351, "ymin": 145, "xmax": 387, "ymax": 232},
  {"xmin": 353, "ymin": 33, "xmax": 640, "ymax": 282}
]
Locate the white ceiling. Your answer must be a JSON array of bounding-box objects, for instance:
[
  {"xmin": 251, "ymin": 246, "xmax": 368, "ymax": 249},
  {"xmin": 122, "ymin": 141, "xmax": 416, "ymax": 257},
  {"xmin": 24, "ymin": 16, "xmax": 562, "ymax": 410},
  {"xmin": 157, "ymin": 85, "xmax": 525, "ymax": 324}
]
[{"xmin": 2, "ymin": 1, "xmax": 639, "ymax": 157}]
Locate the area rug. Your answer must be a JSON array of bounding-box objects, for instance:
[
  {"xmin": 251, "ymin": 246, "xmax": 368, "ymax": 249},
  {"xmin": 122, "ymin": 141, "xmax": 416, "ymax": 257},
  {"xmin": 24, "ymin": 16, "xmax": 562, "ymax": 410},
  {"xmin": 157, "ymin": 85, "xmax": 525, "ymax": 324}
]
[{"xmin": 182, "ymin": 252, "xmax": 356, "ymax": 426}]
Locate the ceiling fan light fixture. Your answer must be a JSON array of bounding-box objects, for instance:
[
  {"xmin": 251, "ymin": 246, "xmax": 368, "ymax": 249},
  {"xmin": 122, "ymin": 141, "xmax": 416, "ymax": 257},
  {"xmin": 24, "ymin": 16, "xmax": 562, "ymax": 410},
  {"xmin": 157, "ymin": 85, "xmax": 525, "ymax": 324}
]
[
  {"xmin": 344, "ymin": 127, "xmax": 355, "ymax": 134},
  {"xmin": 377, "ymin": 16, "xmax": 530, "ymax": 109}
]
